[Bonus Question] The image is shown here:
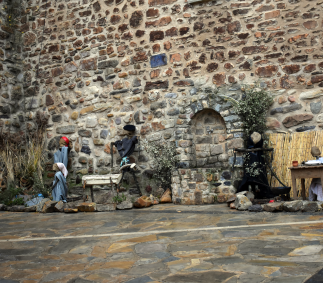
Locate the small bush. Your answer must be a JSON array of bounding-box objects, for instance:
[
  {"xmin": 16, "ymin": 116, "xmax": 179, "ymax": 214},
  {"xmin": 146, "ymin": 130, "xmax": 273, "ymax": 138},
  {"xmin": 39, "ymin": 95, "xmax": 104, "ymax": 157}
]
[
  {"xmin": 234, "ymin": 84, "xmax": 274, "ymax": 137},
  {"xmin": 0, "ymin": 185, "xmax": 23, "ymax": 206},
  {"xmin": 142, "ymin": 140, "xmax": 178, "ymax": 190}
]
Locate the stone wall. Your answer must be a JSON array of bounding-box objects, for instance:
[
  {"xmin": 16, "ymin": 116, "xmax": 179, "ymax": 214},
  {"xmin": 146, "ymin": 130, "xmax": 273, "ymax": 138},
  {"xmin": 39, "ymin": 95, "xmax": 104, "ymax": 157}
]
[
  {"xmin": 2, "ymin": 0, "xmax": 323, "ymax": 202},
  {"xmin": 0, "ymin": 0, "xmax": 25, "ymax": 126}
]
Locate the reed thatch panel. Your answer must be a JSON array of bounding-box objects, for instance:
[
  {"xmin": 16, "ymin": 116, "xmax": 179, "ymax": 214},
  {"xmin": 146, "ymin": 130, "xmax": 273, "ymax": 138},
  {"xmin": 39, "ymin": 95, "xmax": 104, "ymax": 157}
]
[{"xmin": 267, "ymin": 131, "xmax": 323, "ymax": 198}]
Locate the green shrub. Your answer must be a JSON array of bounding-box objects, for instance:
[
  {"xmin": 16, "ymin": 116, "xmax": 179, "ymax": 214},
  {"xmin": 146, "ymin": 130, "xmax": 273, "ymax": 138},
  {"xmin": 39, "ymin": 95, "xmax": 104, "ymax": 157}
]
[{"xmin": 234, "ymin": 85, "xmax": 274, "ymax": 137}]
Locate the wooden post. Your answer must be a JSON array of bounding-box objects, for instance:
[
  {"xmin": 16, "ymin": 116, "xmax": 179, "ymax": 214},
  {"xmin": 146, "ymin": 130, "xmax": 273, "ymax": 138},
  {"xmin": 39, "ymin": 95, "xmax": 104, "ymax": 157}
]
[
  {"xmin": 91, "ymin": 186, "xmax": 94, "ymax": 202},
  {"xmin": 301, "ymin": 178, "xmax": 306, "ymax": 200}
]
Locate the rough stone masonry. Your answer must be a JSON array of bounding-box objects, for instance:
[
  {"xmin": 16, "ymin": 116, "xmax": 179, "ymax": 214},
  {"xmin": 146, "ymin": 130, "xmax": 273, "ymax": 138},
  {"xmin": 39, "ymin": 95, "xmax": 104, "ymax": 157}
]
[{"xmin": 1, "ymin": 0, "xmax": 323, "ymax": 203}]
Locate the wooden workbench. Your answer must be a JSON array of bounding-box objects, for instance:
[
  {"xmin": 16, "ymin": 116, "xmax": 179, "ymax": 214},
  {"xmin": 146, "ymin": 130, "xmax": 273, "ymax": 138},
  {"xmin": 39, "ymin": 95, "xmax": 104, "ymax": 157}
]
[{"xmin": 289, "ymin": 165, "xmax": 323, "ymax": 200}]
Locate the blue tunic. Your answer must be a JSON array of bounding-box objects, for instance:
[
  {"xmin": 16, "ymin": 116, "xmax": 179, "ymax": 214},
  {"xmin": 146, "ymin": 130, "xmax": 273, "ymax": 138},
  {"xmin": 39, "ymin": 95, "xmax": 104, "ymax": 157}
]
[
  {"xmin": 54, "ymin": 147, "xmax": 69, "ymax": 168},
  {"xmin": 52, "ymin": 171, "xmax": 68, "ymax": 202}
]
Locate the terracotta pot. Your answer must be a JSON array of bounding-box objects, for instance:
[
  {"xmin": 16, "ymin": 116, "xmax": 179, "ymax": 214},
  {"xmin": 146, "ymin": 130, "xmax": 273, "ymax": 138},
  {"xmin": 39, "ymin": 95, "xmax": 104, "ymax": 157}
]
[{"xmin": 292, "ymin": 161, "xmax": 298, "ymax": 167}]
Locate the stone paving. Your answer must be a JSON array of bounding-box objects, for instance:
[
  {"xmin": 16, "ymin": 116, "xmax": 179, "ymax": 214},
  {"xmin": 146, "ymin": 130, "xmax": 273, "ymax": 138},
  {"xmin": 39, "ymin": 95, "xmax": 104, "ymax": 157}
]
[{"xmin": 1, "ymin": 204, "xmax": 323, "ymax": 283}]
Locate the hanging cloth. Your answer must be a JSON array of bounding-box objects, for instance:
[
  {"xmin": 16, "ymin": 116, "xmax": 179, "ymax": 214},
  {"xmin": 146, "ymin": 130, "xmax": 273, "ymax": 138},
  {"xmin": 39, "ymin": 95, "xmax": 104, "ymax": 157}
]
[
  {"xmin": 56, "ymin": 162, "xmax": 68, "ymax": 178},
  {"xmin": 52, "ymin": 171, "xmax": 68, "ymax": 202},
  {"xmin": 54, "ymin": 147, "xmax": 69, "ymax": 168}
]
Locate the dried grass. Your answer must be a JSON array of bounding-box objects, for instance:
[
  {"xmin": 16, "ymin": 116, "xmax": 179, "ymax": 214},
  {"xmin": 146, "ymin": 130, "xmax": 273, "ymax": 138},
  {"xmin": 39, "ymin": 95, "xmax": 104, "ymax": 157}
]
[{"xmin": 0, "ymin": 110, "xmax": 49, "ymax": 187}]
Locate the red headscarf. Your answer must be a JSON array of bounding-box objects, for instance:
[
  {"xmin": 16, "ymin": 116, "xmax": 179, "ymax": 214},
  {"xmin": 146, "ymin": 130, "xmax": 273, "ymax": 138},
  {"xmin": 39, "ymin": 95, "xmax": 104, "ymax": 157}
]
[{"xmin": 61, "ymin": 136, "xmax": 69, "ymax": 147}]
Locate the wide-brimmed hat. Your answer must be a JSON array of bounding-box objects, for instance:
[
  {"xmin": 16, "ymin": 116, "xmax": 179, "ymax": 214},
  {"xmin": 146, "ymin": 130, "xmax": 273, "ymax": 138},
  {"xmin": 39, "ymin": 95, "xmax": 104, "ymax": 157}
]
[{"xmin": 123, "ymin": 125, "xmax": 136, "ymax": 132}]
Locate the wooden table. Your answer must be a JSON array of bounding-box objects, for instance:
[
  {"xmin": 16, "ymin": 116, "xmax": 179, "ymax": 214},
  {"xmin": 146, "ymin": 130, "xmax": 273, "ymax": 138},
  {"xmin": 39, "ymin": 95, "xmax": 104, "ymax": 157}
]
[{"xmin": 289, "ymin": 165, "xmax": 323, "ymax": 200}]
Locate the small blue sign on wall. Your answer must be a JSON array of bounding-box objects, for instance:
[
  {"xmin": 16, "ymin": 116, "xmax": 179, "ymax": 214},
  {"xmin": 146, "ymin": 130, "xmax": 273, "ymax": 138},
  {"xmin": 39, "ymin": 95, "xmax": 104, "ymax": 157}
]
[{"xmin": 150, "ymin": 53, "xmax": 167, "ymax": 68}]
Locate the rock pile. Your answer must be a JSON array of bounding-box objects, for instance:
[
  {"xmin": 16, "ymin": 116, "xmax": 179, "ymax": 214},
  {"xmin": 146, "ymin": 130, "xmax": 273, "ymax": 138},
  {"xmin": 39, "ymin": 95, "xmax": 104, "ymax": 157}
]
[
  {"xmin": 227, "ymin": 191, "xmax": 323, "ymax": 212},
  {"xmin": 0, "ymin": 189, "xmax": 172, "ymax": 213}
]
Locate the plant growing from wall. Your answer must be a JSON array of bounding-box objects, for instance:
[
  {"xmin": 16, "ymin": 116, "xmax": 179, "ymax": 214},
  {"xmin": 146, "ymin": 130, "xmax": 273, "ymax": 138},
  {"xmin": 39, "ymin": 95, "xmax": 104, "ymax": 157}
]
[
  {"xmin": 221, "ymin": 84, "xmax": 274, "ymax": 138},
  {"xmin": 142, "ymin": 140, "xmax": 178, "ymax": 190},
  {"xmin": 235, "ymin": 85, "xmax": 274, "ymax": 137}
]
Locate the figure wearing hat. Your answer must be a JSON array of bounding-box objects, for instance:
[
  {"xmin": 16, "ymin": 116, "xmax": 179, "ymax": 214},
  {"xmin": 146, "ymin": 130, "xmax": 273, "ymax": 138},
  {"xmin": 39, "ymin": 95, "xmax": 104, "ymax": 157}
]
[
  {"xmin": 309, "ymin": 146, "xmax": 323, "ymax": 201},
  {"xmin": 114, "ymin": 125, "xmax": 138, "ymax": 169}
]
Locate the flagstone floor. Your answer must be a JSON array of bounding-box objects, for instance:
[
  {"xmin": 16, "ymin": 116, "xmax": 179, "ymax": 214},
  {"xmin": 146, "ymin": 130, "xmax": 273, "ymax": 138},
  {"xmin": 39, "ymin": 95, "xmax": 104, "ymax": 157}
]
[{"xmin": 1, "ymin": 204, "xmax": 323, "ymax": 283}]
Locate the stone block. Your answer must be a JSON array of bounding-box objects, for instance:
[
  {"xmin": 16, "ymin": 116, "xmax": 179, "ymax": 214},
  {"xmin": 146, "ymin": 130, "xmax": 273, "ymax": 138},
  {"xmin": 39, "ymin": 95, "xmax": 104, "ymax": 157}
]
[
  {"xmin": 41, "ymin": 200, "xmax": 58, "ymax": 213},
  {"xmin": 196, "ymin": 151, "xmax": 209, "ymax": 158},
  {"xmin": 207, "ymin": 156, "xmax": 218, "ymax": 164},
  {"xmin": 194, "ymin": 189, "xmax": 202, "ymax": 205},
  {"xmin": 77, "ymin": 202, "xmax": 97, "ymax": 212},
  {"xmin": 283, "ymin": 200, "xmax": 303, "ymax": 212},
  {"xmin": 25, "ymin": 206, "xmax": 36, "ymax": 212},
  {"xmin": 134, "ymin": 196, "xmax": 152, "ymax": 208},
  {"xmin": 116, "ymin": 201, "xmax": 133, "ymax": 210},
  {"xmin": 8, "ymin": 205, "xmax": 26, "ymax": 212},
  {"xmin": 301, "ymin": 201, "xmax": 320, "ymax": 212},
  {"xmin": 160, "ymin": 189, "xmax": 172, "ymax": 203},
  {"xmin": 248, "ymin": 204, "xmax": 263, "ymax": 212},
  {"xmin": 193, "ymin": 173, "xmax": 204, "ymax": 182},
  {"xmin": 150, "ymin": 53, "xmax": 167, "ymax": 68},
  {"xmin": 93, "ymin": 139, "xmax": 104, "ymax": 145},
  {"xmin": 234, "ymin": 195, "xmax": 252, "ymax": 210},
  {"xmin": 202, "ymin": 195, "xmax": 215, "ymax": 204},
  {"xmin": 263, "ymin": 202, "xmax": 284, "ymax": 212},
  {"xmin": 217, "ymin": 193, "xmax": 228, "ymax": 203},
  {"xmin": 282, "ymin": 114, "xmax": 313, "ymax": 128},
  {"xmin": 210, "ymin": 144, "xmax": 224, "ymax": 155},
  {"xmin": 196, "ymin": 136, "xmax": 212, "ymax": 144},
  {"xmin": 227, "ymin": 138, "xmax": 244, "ymax": 149},
  {"xmin": 96, "ymin": 204, "xmax": 116, "ymax": 211},
  {"xmin": 36, "ymin": 198, "xmax": 50, "ymax": 212},
  {"xmin": 300, "ymin": 89, "xmax": 323, "ymax": 100},
  {"xmin": 56, "ymin": 125, "xmax": 76, "ymax": 134},
  {"xmin": 86, "ymin": 116, "xmax": 98, "ymax": 128},
  {"xmin": 54, "ymin": 201, "xmax": 65, "ymax": 212},
  {"xmin": 64, "ymin": 208, "xmax": 78, "ymax": 213}
]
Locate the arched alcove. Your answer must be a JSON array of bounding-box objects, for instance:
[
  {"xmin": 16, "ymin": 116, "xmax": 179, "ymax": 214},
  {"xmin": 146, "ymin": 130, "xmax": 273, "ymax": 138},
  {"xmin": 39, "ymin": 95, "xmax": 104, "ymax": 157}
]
[{"xmin": 190, "ymin": 108, "xmax": 227, "ymax": 168}]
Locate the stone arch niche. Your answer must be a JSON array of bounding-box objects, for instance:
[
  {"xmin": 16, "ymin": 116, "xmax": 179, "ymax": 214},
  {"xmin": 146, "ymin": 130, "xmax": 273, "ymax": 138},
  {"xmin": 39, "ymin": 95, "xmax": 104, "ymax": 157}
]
[
  {"xmin": 191, "ymin": 109, "xmax": 227, "ymax": 168},
  {"xmin": 172, "ymin": 104, "xmax": 244, "ymax": 205}
]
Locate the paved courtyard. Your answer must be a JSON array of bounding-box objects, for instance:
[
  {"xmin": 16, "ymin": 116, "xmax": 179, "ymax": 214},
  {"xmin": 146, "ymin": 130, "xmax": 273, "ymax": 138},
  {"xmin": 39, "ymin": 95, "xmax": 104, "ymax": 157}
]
[{"xmin": 1, "ymin": 204, "xmax": 323, "ymax": 283}]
